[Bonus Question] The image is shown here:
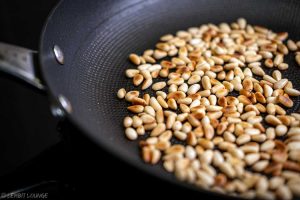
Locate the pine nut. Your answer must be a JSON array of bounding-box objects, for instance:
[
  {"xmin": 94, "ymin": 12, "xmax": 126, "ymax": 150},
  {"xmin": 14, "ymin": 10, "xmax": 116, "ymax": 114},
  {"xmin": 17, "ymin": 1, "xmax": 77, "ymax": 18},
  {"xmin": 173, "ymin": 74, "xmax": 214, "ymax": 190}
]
[
  {"xmin": 265, "ymin": 115, "xmax": 282, "ymax": 126},
  {"xmin": 187, "ymin": 84, "xmax": 200, "ymax": 95},
  {"xmin": 264, "ymin": 58, "xmax": 274, "ymax": 68},
  {"xmin": 272, "ymin": 70, "xmax": 282, "ymax": 81},
  {"xmin": 263, "ymin": 75, "xmax": 277, "ymax": 84},
  {"xmin": 123, "ymin": 116, "xmax": 133, "ymax": 128},
  {"xmin": 245, "ymin": 153, "xmax": 260, "ymax": 165},
  {"xmin": 202, "ymin": 76, "xmax": 211, "ymax": 90},
  {"xmin": 136, "ymin": 126, "xmax": 145, "ymax": 135},
  {"xmin": 156, "ymin": 96, "xmax": 168, "ymax": 108},
  {"xmin": 219, "ymin": 162, "xmax": 236, "ymax": 178},
  {"xmin": 284, "ymin": 87, "xmax": 300, "ymax": 96},
  {"xmin": 125, "ymin": 127, "xmax": 138, "ymax": 140},
  {"xmin": 266, "ymin": 127, "xmax": 276, "ymax": 140},
  {"xmin": 251, "ymin": 66, "xmax": 265, "ymax": 76},
  {"xmin": 275, "ymin": 124, "xmax": 288, "ymax": 136},
  {"xmin": 251, "ymin": 134, "xmax": 266, "ymax": 143},
  {"xmin": 156, "ymin": 109, "xmax": 164, "ymax": 123},
  {"xmin": 274, "ymin": 54, "xmax": 284, "ymax": 66},
  {"xmin": 278, "ymin": 63, "xmax": 289, "ymax": 70},
  {"xmin": 252, "ymin": 160, "xmax": 269, "ymax": 172},
  {"xmin": 274, "ymin": 78, "xmax": 288, "ymax": 89},
  {"xmin": 127, "ymin": 105, "xmax": 144, "ymax": 113},
  {"xmin": 132, "ymin": 116, "xmax": 142, "ymax": 128},
  {"xmin": 260, "ymin": 140, "xmax": 275, "ymax": 152},
  {"xmin": 152, "ymin": 82, "xmax": 166, "ymax": 91},
  {"xmin": 276, "ymin": 186, "xmax": 292, "ymax": 200},
  {"xmin": 278, "ymin": 95, "xmax": 293, "ymax": 108},
  {"xmin": 244, "ymin": 128, "xmax": 260, "ymax": 135},
  {"xmin": 296, "ymin": 55, "xmax": 300, "ymax": 66},
  {"xmin": 167, "ymin": 91, "xmax": 186, "ymax": 100},
  {"xmin": 187, "ymin": 74, "xmax": 201, "ymax": 85},
  {"xmin": 287, "ymin": 127, "xmax": 300, "ymax": 136},
  {"xmin": 143, "ymin": 94, "xmax": 150, "ymax": 105},
  {"xmin": 256, "ymin": 176, "xmax": 268, "ymax": 192},
  {"xmin": 287, "ymin": 141, "xmax": 300, "ymax": 151},
  {"xmin": 117, "ymin": 88, "xmax": 126, "ymax": 99},
  {"xmin": 125, "ymin": 91, "xmax": 139, "ymax": 102},
  {"xmin": 144, "ymin": 106, "xmax": 155, "ymax": 117},
  {"xmin": 287, "ymin": 40, "xmax": 298, "ymax": 51},
  {"xmin": 236, "ymin": 134, "xmax": 251, "ymax": 145},
  {"xmin": 142, "ymin": 78, "xmax": 153, "ymax": 90},
  {"xmin": 132, "ymin": 97, "xmax": 147, "ymax": 106},
  {"xmin": 129, "ymin": 54, "xmax": 141, "ymax": 65},
  {"xmin": 150, "ymin": 97, "xmax": 162, "ymax": 111},
  {"xmin": 241, "ymin": 142, "xmax": 259, "ymax": 153},
  {"xmin": 289, "ymin": 150, "xmax": 300, "ymax": 162}
]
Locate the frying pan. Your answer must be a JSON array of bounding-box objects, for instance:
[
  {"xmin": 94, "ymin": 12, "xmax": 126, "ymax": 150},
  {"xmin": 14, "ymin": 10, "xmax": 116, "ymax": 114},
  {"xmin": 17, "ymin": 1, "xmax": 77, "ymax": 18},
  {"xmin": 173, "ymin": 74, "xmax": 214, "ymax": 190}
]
[{"xmin": 1, "ymin": 0, "xmax": 300, "ymax": 198}]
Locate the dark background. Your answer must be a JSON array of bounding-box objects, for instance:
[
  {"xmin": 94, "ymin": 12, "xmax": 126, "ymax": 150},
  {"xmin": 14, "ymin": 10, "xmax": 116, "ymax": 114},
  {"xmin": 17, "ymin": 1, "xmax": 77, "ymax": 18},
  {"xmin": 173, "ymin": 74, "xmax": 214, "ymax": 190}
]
[
  {"xmin": 0, "ymin": 1, "xmax": 209, "ymax": 199},
  {"xmin": 0, "ymin": 0, "xmax": 59, "ymax": 175}
]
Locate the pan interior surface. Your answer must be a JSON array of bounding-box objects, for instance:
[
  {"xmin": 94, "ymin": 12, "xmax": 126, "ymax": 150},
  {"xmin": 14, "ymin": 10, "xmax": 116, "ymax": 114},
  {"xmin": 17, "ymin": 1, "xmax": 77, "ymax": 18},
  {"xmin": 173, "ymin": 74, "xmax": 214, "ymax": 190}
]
[{"xmin": 41, "ymin": 0, "xmax": 300, "ymax": 196}]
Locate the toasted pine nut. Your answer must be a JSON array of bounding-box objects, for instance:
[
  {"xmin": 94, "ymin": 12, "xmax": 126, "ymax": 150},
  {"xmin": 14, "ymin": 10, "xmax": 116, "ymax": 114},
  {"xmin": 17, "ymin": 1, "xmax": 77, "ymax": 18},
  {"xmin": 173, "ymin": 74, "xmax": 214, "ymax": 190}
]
[
  {"xmin": 265, "ymin": 115, "xmax": 282, "ymax": 126},
  {"xmin": 151, "ymin": 123, "xmax": 166, "ymax": 137},
  {"xmin": 152, "ymin": 82, "xmax": 166, "ymax": 91},
  {"xmin": 278, "ymin": 95, "xmax": 293, "ymax": 108},
  {"xmin": 129, "ymin": 54, "xmax": 141, "ymax": 65},
  {"xmin": 127, "ymin": 105, "xmax": 144, "ymax": 113},
  {"xmin": 136, "ymin": 126, "xmax": 145, "ymax": 135},
  {"xmin": 156, "ymin": 96, "xmax": 168, "ymax": 109}
]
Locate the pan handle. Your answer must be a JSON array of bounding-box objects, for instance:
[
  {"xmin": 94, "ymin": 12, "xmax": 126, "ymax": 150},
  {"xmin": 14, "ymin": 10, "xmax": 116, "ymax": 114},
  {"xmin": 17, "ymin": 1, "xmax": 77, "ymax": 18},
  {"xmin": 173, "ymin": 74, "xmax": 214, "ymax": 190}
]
[
  {"xmin": 0, "ymin": 42, "xmax": 69, "ymax": 117},
  {"xmin": 0, "ymin": 42, "xmax": 45, "ymax": 90}
]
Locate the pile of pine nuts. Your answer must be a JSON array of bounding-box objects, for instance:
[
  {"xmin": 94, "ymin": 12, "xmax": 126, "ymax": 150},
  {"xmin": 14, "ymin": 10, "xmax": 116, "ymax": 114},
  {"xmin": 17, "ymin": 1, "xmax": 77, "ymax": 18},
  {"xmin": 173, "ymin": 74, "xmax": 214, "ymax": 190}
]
[{"xmin": 117, "ymin": 18, "xmax": 300, "ymax": 199}]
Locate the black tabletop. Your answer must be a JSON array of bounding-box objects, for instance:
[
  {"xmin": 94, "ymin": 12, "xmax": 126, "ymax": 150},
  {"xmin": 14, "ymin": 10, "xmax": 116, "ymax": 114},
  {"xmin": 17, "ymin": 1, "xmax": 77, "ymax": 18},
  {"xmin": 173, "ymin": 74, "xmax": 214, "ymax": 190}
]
[{"xmin": 0, "ymin": 1, "xmax": 215, "ymax": 199}]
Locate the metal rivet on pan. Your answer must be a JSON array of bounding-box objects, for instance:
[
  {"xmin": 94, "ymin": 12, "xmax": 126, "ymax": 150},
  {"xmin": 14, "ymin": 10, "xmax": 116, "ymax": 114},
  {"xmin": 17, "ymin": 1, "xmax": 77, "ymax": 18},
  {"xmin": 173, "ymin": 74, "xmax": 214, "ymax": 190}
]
[
  {"xmin": 53, "ymin": 45, "xmax": 64, "ymax": 65},
  {"xmin": 58, "ymin": 95, "xmax": 72, "ymax": 114},
  {"xmin": 50, "ymin": 105, "xmax": 65, "ymax": 118}
]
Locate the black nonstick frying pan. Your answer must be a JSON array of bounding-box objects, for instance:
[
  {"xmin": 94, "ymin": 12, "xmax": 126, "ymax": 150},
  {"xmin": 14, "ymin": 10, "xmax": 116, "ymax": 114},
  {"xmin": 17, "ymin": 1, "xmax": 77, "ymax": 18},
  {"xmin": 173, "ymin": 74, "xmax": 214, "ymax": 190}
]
[{"xmin": 1, "ymin": 0, "xmax": 300, "ymax": 198}]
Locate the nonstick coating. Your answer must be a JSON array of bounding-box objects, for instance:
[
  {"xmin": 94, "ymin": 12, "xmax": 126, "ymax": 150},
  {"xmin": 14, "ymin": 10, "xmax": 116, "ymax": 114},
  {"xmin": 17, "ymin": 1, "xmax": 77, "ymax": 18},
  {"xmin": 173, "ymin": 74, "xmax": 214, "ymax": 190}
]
[{"xmin": 40, "ymin": 0, "xmax": 300, "ymax": 198}]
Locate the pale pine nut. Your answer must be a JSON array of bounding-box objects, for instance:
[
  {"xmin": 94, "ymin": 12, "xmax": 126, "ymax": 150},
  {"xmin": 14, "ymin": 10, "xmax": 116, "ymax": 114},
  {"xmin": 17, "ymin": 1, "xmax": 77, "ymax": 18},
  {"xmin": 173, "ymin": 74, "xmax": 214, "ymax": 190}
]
[
  {"xmin": 123, "ymin": 116, "xmax": 133, "ymax": 128},
  {"xmin": 125, "ymin": 127, "xmax": 138, "ymax": 140}
]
